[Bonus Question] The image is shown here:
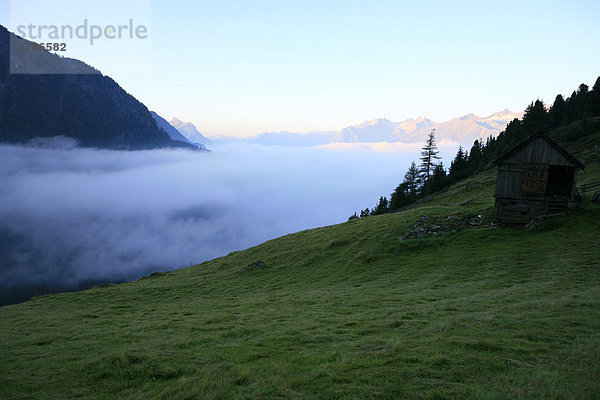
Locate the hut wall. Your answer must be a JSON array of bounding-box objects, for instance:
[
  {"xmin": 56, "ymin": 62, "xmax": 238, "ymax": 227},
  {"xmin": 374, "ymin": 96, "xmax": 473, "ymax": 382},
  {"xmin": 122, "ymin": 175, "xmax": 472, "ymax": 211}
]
[
  {"xmin": 495, "ymin": 164, "xmax": 523, "ymax": 199},
  {"xmin": 493, "ymin": 135, "xmax": 581, "ymax": 223},
  {"xmin": 501, "ymin": 137, "xmax": 576, "ymax": 167}
]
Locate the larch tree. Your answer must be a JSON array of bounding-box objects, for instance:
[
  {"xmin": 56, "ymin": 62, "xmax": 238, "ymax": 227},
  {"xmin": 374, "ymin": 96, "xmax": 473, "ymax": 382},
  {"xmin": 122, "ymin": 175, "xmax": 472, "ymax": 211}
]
[{"xmin": 419, "ymin": 129, "xmax": 441, "ymax": 183}]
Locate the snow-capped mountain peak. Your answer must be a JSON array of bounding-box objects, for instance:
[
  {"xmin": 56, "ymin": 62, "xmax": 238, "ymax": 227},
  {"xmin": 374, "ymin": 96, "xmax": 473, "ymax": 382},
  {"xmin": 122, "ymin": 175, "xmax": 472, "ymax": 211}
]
[
  {"xmin": 212, "ymin": 109, "xmax": 524, "ymax": 148},
  {"xmin": 170, "ymin": 118, "xmax": 212, "ymax": 146},
  {"xmin": 329, "ymin": 110, "xmax": 521, "ymax": 145}
]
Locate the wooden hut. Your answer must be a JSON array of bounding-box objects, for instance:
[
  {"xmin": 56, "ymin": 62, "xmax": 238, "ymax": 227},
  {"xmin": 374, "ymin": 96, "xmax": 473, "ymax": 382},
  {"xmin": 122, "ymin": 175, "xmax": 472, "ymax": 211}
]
[{"xmin": 493, "ymin": 131, "xmax": 585, "ymax": 224}]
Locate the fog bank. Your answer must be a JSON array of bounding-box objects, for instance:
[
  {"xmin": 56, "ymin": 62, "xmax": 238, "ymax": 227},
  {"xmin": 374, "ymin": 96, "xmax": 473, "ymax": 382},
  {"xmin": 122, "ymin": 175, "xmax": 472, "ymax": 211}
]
[{"xmin": 0, "ymin": 141, "xmax": 457, "ymax": 305}]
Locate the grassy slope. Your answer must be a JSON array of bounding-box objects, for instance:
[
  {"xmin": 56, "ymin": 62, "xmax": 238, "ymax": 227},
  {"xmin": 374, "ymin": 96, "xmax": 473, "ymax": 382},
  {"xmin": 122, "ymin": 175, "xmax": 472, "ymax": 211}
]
[{"xmin": 1, "ymin": 129, "xmax": 599, "ymax": 400}]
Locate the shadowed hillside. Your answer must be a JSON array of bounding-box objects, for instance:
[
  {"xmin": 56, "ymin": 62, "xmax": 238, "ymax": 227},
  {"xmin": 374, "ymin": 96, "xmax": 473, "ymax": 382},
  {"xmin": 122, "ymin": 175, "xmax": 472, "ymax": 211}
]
[
  {"xmin": 0, "ymin": 25, "xmax": 195, "ymax": 150},
  {"xmin": 0, "ymin": 126, "xmax": 598, "ymax": 399}
]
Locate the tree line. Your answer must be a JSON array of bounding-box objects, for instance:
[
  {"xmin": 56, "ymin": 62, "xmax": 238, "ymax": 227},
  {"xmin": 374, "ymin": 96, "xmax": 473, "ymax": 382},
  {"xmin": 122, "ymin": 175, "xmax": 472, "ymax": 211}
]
[{"xmin": 349, "ymin": 76, "xmax": 600, "ymax": 220}]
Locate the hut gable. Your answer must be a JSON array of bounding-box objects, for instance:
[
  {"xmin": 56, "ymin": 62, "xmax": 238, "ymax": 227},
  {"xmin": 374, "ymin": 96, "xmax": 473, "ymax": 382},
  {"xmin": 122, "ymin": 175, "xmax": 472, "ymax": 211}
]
[
  {"xmin": 493, "ymin": 131, "xmax": 584, "ymax": 224},
  {"xmin": 493, "ymin": 131, "xmax": 585, "ymax": 169}
]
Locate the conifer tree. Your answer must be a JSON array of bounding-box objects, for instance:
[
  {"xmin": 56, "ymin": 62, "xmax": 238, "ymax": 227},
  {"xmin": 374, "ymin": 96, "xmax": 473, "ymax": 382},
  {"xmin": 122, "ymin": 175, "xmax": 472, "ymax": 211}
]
[
  {"xmin": 586, "ymin": 77, "xmax": 600, "ymax": 117},
  {"xmin": 564, "ymin": 84, "xmax": 589, "ymax": 122},
  {"xmin": 468, "ymin": 140, "xmax": 483, "ymax": 171},
  {"xmin": 371, "ymin": 196, "xmax": 389, "ymax": 215},
  {"xmin": 564, "ymin": 90, "xmax": 578, "ymax": 123},
  {"xmin": 419, "ymin": 129, "xmax": 441, "ymax": 183},
  {"xmin": 448, "ymin": 146, "xmax": 468, "ymax": 183},
  {"xmin": 549, "ymin": 94, "xmax": 566, "ymax": 128},
  {"xmin": 404, "ymin": 161, "xmax": 421, "ymax": 196},
  {"xmin": 431, "ymin": 164, "xmax": 447, "ymax": 191},
  {"xmin": 521, "ymin": 99, "xmax": 548, "ymax": 134},
  {"xmin": 421, "ymin": 163, "xmax": 448, "ymax": 195},
  {"xmin": 389, "ymin": 182, "xmax": 409, "ymax": 211}
]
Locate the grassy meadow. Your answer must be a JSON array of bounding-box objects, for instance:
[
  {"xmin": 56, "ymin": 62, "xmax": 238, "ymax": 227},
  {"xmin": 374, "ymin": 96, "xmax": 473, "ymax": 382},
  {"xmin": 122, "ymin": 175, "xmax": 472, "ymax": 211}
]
[{"xmin": 1, "ymin": 130, "xmax": 599, "ymax": 399}]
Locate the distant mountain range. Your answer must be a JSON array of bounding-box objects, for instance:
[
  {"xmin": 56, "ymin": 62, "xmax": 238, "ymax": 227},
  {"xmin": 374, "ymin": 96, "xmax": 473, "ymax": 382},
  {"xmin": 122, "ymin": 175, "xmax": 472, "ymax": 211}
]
[
  {"xmin": 0, "ymin": 23, "xmax": 521, "ymax": 152},
  {"xmin": 150, "ymin": 112, "xmax": 190, "ymax": 143},
  {"xmin": 169, "ymin": 118, "xmax": 213, "ymax": 146},
  {"xmin": 212, "ymin": 110, "xmax": 523, "ymax": 148},
  {"xmin": 0, "ymin": 25, "xmax": 198, "ymax": 150}
]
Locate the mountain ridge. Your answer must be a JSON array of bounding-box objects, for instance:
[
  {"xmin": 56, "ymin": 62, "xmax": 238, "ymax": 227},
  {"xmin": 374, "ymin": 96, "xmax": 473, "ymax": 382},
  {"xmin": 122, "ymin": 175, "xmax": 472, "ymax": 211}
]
[
  {"xmin": 212, "ymin": 110, "xmax": 523, "ymax": 147},
  {"xmin": 150, "ymin": 112, "xmax": 200, "ymax": 147},
  {"xmin": 170, "ymin": 118, "xmax": 212, "ymax": 146},
  {"xmin": 0, "ymin": 25, "xmax": 196, "ymax": 150}
]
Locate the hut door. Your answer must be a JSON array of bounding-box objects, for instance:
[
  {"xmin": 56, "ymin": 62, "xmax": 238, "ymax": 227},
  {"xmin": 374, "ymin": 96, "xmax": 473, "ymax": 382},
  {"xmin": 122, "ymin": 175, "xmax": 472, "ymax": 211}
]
[
  {"xmin": 547, "ymin": 166, "xmax": 575, "ymax": 196},
  {"xmin": 521, "ymin": 166, "xmax": 549, "ymax": 195}
]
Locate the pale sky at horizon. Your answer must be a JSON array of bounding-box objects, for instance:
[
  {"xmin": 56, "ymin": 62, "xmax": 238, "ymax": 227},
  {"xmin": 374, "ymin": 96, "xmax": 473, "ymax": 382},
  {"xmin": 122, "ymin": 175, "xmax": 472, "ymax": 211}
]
[{"xmin": 1, "ymin": 0, "xmax": 599, "ymax": 137}]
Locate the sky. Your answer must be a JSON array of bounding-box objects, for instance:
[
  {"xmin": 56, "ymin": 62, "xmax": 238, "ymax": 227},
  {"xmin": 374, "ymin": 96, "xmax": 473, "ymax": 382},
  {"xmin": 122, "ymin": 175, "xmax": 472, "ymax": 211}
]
[{"xmin": 1, "ymin": 0, "xmax": 599, "ymax": 136}]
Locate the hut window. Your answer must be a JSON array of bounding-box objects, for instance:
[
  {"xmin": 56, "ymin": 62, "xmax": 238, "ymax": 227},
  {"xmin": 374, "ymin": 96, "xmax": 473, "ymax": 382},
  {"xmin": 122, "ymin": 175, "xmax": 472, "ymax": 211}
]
[{"xmin": 521, "ymin": 166, "xmax": 548, "ymax": 194}]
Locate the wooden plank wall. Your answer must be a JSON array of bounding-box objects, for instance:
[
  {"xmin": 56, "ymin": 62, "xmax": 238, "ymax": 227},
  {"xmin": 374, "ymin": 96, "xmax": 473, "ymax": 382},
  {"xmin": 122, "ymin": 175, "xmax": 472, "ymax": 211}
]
[
  {"xmin": 495, "ymin": 165, "xmax": 523, "ymax": 199},
  {"xmin": 493, "ymin": 137, "xmax": 580, "ymax": 223},
  {"xmin": 502, "ymin": 137, "xmax": 576, "ymax": 166}
]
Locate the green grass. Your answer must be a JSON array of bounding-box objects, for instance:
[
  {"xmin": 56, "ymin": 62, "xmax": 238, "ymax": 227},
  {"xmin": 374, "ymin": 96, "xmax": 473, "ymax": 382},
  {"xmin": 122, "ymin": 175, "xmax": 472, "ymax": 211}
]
[{"xmin": 1, "ymin": 130, "xmax": 600, "ymax": 399}]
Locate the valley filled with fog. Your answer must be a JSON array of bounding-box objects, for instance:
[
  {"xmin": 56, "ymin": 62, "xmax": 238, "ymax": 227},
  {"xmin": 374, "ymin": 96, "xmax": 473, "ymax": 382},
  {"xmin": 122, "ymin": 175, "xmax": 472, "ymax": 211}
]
[{"xmin": 0, "ymin": 141, "xmax": 460, "ymax": 304}]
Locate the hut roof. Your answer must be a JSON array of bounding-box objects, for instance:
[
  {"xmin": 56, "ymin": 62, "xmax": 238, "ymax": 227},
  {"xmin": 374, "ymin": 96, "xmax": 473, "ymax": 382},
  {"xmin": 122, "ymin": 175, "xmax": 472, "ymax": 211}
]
[{"xmin": 493, "ymin": 131, "xmax": 585, "ymax": 169}]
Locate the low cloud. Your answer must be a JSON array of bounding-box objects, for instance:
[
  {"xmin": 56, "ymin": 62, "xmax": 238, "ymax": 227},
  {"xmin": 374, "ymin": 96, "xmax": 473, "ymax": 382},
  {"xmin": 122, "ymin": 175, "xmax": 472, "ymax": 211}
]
[
  {"xmin": 317, "ymin": 139, "xmax": 460, "ymax": 153},
  {"xmin": 0, "ymin": 141, "xmax": 457, "ymax": 305}
]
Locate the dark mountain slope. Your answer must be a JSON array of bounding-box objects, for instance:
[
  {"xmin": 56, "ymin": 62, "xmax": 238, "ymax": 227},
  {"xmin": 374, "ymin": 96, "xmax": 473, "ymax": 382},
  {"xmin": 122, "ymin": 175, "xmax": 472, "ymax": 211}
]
[{"xmin": 0, "ymin": 25, "xmax": 193, "ymax": 150}]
